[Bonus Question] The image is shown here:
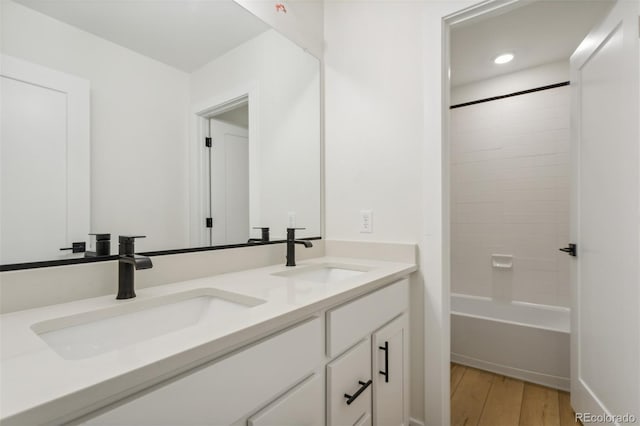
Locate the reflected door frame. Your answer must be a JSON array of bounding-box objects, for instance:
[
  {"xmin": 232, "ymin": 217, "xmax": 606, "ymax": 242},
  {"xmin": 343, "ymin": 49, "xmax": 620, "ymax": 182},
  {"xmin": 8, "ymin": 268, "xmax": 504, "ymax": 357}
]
[{"xmin": 189, "ymin": 83, "xmax": 259, "ymax": 248}]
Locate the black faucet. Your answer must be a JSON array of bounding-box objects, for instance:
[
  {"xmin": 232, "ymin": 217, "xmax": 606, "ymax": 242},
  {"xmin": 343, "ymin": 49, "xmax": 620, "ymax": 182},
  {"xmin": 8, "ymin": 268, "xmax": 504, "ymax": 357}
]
[
  {"xmin": 117, "ymin": 235, "xmax": 153, "ymax": 300},
  {"xmin": 286, "ymin": 228, "xmax": 313, "ymax": 267},
  {"xmin": 85, "ymin": 233, "xmax": 111, "ymax": 257},
  {"xmin": 248, "ymin": 227, "xmax": 270, "ymax": 243}
]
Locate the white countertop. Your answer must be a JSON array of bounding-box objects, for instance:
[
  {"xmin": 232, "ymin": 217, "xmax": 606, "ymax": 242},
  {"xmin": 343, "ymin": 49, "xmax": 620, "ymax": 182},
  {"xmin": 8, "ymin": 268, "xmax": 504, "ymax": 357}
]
[{"xmin": 0, "ymin": 256, "xmax": 416, "ymax": 425}]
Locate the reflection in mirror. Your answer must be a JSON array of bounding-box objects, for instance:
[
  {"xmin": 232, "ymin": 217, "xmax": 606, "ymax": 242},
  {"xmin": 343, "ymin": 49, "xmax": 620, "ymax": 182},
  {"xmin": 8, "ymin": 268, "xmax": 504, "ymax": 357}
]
[
  {"xmin": 207, "ymin": 99, "xmax": 250, "ymax": 245},
  {"xmin": 0, "ymin": 0, "xmax": 321, "ymax": 266}
]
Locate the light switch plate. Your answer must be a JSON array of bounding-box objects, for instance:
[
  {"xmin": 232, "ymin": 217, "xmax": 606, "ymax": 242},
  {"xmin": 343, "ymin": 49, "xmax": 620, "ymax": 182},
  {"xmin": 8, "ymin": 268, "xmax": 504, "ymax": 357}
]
[{"xmin": 360, "ymin": 210, "xmax": 373, "ymax": 233}]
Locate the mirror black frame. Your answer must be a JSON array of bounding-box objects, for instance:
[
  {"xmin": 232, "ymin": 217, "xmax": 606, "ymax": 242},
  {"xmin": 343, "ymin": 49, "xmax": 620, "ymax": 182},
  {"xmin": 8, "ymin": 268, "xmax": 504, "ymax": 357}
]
[{"xmin": 0, "ymin": 237, "xmax": 322, "ymax": 272}]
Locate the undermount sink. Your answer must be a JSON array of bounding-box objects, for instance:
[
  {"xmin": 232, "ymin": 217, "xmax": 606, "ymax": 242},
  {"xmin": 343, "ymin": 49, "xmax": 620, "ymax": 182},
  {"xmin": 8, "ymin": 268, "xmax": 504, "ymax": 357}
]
[
  {"xmin": 272, "ymin": 264, "xmax": 369, "ymax": 284},
  {"xmin": 31, "ymin": 289, "xmax": 265, "ymax": 360}
]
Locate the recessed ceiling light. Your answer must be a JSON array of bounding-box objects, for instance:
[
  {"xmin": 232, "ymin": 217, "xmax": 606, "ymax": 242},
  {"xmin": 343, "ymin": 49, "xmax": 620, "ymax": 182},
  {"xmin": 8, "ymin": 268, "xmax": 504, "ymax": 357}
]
[{"xmin": 494, "ymin": 53, "xmax": 514, "ymax": 65}]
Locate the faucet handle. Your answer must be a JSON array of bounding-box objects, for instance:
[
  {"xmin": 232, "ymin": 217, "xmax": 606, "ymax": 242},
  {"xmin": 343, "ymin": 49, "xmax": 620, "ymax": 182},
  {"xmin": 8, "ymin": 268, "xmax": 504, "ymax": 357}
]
[
  {"xmin": 252, "ymin": 227, "xmax": 270, "ymax": 242},
  {"xmin": 60, "ymin": 242, "xmax": 86, "ymax": 253},
  {"xmin": 119, "ymin": 235, "xmax": 146, "ymax": 243},
  {"xmin": 286, "ymin": 227, "xmax": 306, "ymax": 241},
  {"xmin": 118, "ymin": 235, "xmax": 146, "ymax": 256},
  {"xmin": 89, "ymin": 233, "xmax": 111, "ymax": 241}
]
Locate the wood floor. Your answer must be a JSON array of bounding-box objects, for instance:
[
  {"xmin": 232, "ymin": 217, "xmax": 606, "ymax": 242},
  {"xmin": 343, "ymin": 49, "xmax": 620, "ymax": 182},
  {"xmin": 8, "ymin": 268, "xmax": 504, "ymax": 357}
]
[{"xmin": 451, "ymin": 364, "xmax": 579, "ymax": 426}]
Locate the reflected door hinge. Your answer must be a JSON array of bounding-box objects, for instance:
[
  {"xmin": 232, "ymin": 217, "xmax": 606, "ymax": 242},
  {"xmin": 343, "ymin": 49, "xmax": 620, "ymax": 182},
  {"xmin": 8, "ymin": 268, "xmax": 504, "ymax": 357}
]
[
  {"xmin": 206, "ymin": 218, "xmax": 213, "ymax": 228},
  {"xmin": 205, "ymin": 137, "xmax": 212, "ymax": 148},
  {"xmin": 559, "ymin": 243, "xmax": 577, "ymax": 257}
]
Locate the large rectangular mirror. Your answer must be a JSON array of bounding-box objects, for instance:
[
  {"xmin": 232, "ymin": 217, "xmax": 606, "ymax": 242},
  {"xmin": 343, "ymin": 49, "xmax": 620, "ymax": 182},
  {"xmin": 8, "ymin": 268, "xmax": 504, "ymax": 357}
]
[{"xmin": 0, "ymin": 0, "xmax": 321, "ymax": 266}]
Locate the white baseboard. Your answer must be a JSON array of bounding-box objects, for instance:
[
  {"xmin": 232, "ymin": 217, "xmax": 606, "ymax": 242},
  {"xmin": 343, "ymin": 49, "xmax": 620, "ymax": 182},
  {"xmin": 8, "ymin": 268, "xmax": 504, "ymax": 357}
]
[
  {"xmin": 452, "ymin": 353, "xmax": 570, "ymax": 391},
  {"xmin": 409, "ymin": 417, "xmax": 425, "ymax": 426}
]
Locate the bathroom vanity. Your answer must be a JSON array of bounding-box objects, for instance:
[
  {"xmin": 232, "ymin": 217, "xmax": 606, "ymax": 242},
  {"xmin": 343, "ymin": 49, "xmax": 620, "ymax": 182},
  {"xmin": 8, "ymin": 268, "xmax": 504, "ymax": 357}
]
[{"xmin": 0, "ymin": 256, "xmax": 415, "ymax": 425}]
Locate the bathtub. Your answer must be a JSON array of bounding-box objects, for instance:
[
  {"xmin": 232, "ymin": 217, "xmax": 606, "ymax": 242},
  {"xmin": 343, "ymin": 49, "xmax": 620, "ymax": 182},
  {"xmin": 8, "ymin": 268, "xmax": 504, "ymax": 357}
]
[{"xmin": 451, "ymin": 293, "xmax": 570, "ymax": 391}]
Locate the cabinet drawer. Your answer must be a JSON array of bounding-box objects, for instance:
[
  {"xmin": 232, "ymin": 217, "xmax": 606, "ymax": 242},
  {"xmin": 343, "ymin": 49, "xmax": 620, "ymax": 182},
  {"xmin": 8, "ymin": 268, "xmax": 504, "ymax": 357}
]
[
  {"xmin": 326, "ymin": 279, "xmax": 408, "ymax": 357},
  {"xmin": 248, "ymin": 373, "xmax": 323, "ymax": 426},
  {"xmin": 83, "ymin": 318, "xmax": 322, "ymax": 426},
  {"xmin": 354, "ymin": 413, "xmax": 372, "ymax": 426},
  {"xmin": 327, "ymin": 338, "xmax": 372, "ymax": 426}
]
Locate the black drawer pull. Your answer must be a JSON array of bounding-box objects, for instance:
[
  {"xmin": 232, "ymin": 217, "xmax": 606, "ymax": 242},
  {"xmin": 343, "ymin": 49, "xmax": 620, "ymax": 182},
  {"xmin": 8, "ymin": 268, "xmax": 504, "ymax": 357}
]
[
  {"xmin": 344, "ymin": 379, "xmax": 372, "ymax": 405},
  {"xmin": 379, "ymin": 341, "xmax": 389, "ymax": 383}
]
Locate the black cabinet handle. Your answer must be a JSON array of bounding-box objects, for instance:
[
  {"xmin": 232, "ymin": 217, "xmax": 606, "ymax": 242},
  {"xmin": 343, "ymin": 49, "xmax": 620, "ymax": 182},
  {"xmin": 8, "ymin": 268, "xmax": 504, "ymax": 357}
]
[
  {"xmin": 344, "ymin": 379, "xmax": 372, "ymax": 405},
  {"xmin": 379, "ymin": 341, "xmax": 389, "ymax": 383}
]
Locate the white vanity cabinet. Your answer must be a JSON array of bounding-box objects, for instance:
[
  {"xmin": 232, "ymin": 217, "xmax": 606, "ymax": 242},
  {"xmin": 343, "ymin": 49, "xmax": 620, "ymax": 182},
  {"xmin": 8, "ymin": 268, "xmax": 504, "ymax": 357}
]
[
  {"xmin": 248, "ymin": 373, "xmax": 324, "ymax": 426},
  {"xmin": 325, "ymin": 279, "xmax": 409, "ymax": 426},
  {"xmin": 73, "ymin": 278, "xmax": 410, "ymax": 426},
  {"xmin": 327, "ymin": 338, "xmax": 372, "ymax": 426},
  {"xmin": 81, "ymin": 318, "xmax": 322, "ymax": 426}
]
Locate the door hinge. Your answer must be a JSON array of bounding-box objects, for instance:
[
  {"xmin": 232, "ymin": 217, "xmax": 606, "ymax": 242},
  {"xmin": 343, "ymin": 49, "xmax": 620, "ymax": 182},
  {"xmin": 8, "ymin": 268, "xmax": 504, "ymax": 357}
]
[
  {"xmin": 205, "ymin": 137, "xmax": 212, "ymax": 148},
  {"xmin": 206, "ymin": 218, "xmax": 213, "ymax": 228}
]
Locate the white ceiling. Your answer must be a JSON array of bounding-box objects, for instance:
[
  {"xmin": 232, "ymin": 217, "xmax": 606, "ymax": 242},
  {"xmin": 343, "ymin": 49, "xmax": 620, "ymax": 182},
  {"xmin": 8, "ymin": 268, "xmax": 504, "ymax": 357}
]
[
  {"xmin": 15, "ymin": 0, "xmax": 270, "ymax": 72},
  {"xmin": 451, "ymin": 0, "xmax": 613, "ymax": 87}
]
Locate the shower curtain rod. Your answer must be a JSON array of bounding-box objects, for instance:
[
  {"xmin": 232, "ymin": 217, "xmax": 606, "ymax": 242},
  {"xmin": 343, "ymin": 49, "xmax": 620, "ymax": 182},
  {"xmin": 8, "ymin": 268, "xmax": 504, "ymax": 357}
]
[{"xmin": 450, "ymin": 81, "xmax": 570, "ymax": 109}]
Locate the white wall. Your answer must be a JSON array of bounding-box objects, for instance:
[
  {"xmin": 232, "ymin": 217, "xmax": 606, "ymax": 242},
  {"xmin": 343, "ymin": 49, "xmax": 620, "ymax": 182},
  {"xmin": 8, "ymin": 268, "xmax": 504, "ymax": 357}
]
[
  {"xmin": 452, "ymin": 60, "xmax": 569, "ymax": 104},
  {"xmin": 450, "ymin": 66, "xmax": 571, "ymax": 307},
  {"xmin": 324, "ymin": 4, "xmax": 425, "ymax": 242},
  {"xmin": 324, "ymin": 2, "xmax": 426, "ymax": 423},
  {"xmin": 234, "ymin": 0, "xmax": 324, "ymax": 59},
  {"xmin": 191, "ymin": 29, "xmax": 321, "ymax": 240},
  {"xmin": 1, "ymin": 0, "xmax": 191, "ymax": 253},
  {"xmin": 325, "ymin": 1, "xmax": 479, "ymax": 424}
]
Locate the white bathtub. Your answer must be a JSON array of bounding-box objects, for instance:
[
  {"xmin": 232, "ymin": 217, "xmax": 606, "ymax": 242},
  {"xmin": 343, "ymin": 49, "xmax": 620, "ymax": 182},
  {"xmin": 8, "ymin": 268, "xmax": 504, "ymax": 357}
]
[{"xmin": 451, "ymin": 293, "xmax": 570, "ymax": 390}]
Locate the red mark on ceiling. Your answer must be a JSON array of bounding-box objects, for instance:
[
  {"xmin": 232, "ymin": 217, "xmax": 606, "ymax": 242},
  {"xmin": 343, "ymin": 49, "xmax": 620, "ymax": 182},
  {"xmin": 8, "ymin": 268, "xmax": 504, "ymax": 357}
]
[{"xmin": 275, "ymin": 3, "xmax": 287, "ymax": 13}]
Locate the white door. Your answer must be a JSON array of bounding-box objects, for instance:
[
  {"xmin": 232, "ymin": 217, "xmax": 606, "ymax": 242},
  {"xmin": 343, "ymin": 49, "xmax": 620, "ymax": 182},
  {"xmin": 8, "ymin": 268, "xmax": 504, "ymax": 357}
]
[
  {"xmin": 0, "ymin": 55, "xmax": 89, "ymax": 264},
  {"xmin": 372, "ymin": 314, "xmax": 409, "ymax": 426},
  {"xmin": 208, "ymin": 118, "xmax": 249, "ymax": 245},
  {"xmin": 569, "ymin": 0, "xmax": 639, "ymax": 419}
]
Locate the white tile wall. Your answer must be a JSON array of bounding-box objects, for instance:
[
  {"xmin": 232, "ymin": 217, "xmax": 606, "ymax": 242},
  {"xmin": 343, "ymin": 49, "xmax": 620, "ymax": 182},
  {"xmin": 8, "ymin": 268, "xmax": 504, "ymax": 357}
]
[{"xmin": 450, "ymin": 86, "xmax": 570, "ymax": 307}]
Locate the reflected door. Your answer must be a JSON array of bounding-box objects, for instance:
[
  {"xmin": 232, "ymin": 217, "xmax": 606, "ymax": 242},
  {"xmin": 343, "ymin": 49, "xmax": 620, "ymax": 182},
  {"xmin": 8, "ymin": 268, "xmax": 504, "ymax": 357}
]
[
  {"xmin": 1, "ymin": 76, "xmax": 66, "ymax": 264},
  {"xmin": 0, "ymin": 56, "xmax": 89, "ymax": 265},
  {"xmin": 208, "ymin": 118, "xmax": 249, "ymax": 245}
]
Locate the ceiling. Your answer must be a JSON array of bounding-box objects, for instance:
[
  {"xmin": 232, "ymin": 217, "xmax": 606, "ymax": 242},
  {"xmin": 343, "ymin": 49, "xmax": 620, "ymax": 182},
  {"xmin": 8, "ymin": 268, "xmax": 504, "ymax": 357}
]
[
  {"xmin": 15, "ymin": 0, "xmax": 270, "ymax": 72},
  {"xmin": 451, "ymin": 0, "xmax": 613, "ymax": 87}
]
